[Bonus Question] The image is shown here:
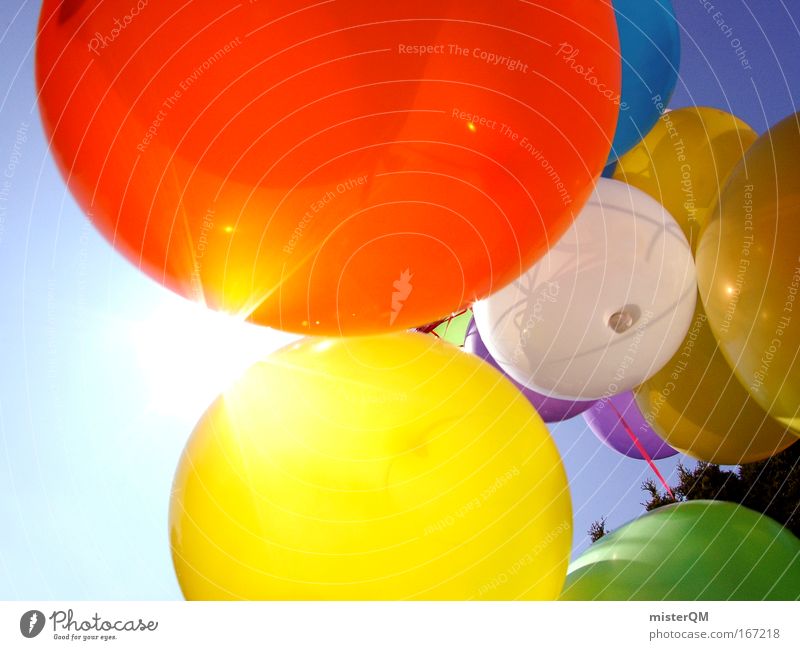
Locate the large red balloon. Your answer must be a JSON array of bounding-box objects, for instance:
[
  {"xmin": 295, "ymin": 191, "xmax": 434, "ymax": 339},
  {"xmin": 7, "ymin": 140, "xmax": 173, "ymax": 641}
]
[{"xmin": 37, "ymin": 1, "xmax": 619, "ymax": 334}]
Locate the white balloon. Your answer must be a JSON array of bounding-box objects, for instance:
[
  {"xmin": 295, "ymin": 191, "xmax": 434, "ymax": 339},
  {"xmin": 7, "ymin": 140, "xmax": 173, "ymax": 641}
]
[{"xmin": 473, "ymin": 178, "xmax": 696, "ymax": 400}]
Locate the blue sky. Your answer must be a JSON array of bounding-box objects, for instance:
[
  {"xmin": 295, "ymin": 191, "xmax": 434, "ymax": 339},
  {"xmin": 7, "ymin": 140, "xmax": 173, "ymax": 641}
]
[{"xmin": 1, "ymin": 1, "xmax": 799, "ymax": 599}]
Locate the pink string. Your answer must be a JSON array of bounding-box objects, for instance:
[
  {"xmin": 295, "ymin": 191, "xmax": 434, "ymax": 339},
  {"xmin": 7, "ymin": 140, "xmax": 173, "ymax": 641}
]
[{"xmin": 608, "ymin": 400, "xmax": 675, "ymax": 500}]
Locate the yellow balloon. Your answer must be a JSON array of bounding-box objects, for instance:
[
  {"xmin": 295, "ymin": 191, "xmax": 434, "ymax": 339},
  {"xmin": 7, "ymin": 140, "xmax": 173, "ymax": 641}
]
[
  {"xmin": 697, "ymin": 112, "xmax": 800, "ymax": 433},
  {"xmin": 634, "ymin": 299, "xmax": 796, "ymax": 464},
  {"xmin": 614, "ymin": 106, "xmax": 758, "ymax": 250},
  {"xmin": 170, "ymin": 333, "xmax": 571, "ymax": 600}
]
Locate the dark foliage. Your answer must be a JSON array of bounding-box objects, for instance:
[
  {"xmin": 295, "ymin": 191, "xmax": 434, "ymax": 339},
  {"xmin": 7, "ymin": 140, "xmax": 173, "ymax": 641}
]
[
  {"xmin": 639, "ymin": 442, "xmax": 799, "ymax": 537},
  {"xmin": 588, "ymin": 517, "xmax": 610, "ymax": 542}
]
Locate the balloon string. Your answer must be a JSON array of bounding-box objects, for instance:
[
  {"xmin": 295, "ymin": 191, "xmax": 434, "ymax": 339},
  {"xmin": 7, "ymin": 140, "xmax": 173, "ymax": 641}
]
[
  {"xmin": 607, "ymin": 400, "xmax": 675, "ymax": 500},
  {"xmin": 414, "ymin": 308, "xmax": 470, "ymax": 338}
]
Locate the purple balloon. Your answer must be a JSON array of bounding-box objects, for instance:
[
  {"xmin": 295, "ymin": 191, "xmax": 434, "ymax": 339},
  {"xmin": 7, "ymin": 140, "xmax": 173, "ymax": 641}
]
[
  {"xmin": 464, "ymin": 319, "xmax": 596, "ymax": 423},
  {"xmin": 583, "ymin": 392, "xmax": 678, "ymax": 460}
]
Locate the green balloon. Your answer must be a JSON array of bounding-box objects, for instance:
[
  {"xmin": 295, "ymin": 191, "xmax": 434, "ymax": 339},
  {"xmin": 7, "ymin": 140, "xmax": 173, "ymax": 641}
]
[
  {"xmin": 432, "ymin": 309, "xmax": 472, "ymax": 346},
  {"xmin": 561, "ymin": 501, "xmax": 800, "ymax": 600}
]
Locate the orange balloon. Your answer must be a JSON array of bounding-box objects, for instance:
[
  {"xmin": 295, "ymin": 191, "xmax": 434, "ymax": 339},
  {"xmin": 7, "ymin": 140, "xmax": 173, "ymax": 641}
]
[{"xmin": 37, "ymin": 1, "xmax": 620, "ymax": 334}]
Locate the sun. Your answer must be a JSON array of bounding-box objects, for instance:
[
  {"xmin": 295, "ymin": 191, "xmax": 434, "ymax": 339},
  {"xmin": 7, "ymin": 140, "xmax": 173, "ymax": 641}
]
[{"xmin": 129, "ymin": 296, "xmax": 299, "ymax": 420}]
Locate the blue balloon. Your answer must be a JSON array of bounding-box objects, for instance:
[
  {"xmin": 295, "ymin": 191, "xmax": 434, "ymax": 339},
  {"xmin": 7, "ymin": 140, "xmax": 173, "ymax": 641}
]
[
  {"xmin": 601, "ymin": 161, "xmax": 617, "ymax": 178},
  {"xmin": 609, "ymin": 0, "xmax": 680, "ymax": 161}
]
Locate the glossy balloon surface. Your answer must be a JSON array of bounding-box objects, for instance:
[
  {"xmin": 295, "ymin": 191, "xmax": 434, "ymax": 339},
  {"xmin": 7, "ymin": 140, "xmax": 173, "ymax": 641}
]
[
  {"xmin": 37, "ymin": 0, "xmax": 620, "ymax": 334},
  {"xmin": 464, "ymin": 319, "xmax": 595, "ymax": 422},
  {"xmin": 608, "ymin": 0, "xmax": 680, "ymax": 161},
  {"xmin": 583, "ymin": 392, "xmax": 676, "ymax": 460},
  {"xmin": 614, "ymin": 106, "xmax": 758, "ymax": 249},
  {"xmin": 697, "ymin": 113, "xmax": 800, "ymax": 433},
  {"xmin": 473, "ymin": 178, "xmax": 697, "ymax": 400},
  {"xmin": 635, "ymin": 300, "xmax": 796, "ymax": 464},
  {"xmin": 562, "ymin": 501, "xmax": 800, "ymax": 600},
  {"xmin": 171, "ymin": 333, "xmax": 571, "ymax": 599}
]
